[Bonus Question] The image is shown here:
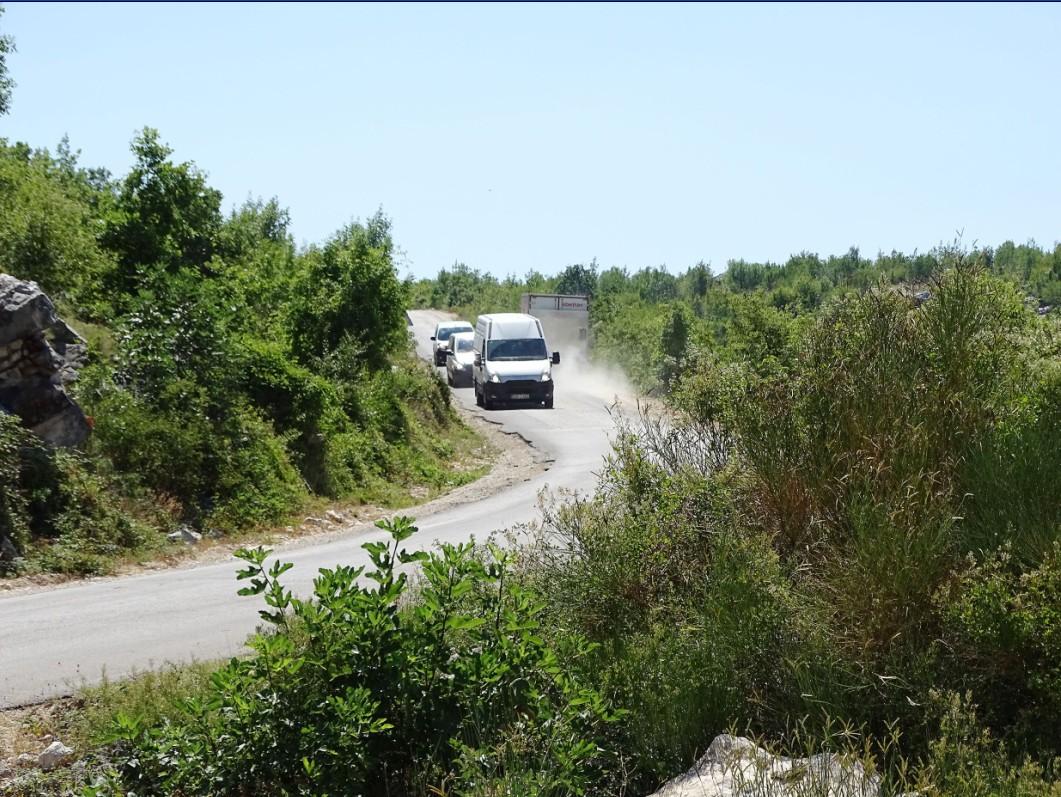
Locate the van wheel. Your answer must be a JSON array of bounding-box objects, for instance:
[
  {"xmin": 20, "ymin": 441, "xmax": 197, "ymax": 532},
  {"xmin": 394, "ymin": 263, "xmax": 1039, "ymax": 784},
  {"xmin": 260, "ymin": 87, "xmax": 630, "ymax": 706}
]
[
  {"xmin": 446, "ymin": 371, "xmax": 453, "ymax": 386},
  {"xmin": 483, "ymin": 391, "xmax": 495, "ymax": 411},
  {"xmin": 475, "ymin": 384, "xmax": 483, "ymax": 407}
]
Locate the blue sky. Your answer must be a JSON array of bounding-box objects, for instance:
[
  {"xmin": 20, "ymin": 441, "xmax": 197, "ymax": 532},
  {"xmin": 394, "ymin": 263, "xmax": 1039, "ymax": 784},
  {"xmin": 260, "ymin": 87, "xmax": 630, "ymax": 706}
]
[{"xmin": 3, "ymin": 2, "xmax": 1059, "ymax": 278}]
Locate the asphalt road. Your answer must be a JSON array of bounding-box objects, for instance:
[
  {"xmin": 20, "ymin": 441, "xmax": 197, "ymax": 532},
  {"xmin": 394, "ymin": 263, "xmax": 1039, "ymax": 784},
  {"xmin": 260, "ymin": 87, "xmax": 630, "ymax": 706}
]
[{"xmin": 0, "ymin": 309, "xmax": 625, "ymax": 707}]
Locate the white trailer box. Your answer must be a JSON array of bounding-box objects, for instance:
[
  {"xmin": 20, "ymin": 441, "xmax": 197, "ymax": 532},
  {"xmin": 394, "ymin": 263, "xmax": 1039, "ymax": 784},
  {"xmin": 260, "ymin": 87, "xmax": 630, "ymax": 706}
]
[{"xmin": 518, "ymin": 293, "xmax": 590, "ymax": 352}]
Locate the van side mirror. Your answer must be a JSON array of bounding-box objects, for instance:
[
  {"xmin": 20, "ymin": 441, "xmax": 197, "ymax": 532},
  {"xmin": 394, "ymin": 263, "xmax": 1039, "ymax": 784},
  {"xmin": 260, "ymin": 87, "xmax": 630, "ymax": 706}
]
[
  {"xmin": 474, "ymin": 352, "xmax": 482, "ymax": 366},
  {"xmin": 430, "ymin": 336, "xmax": 436, "ymax": 341},
  {"xmin": 445, "ymin": 349, "xmax": 454, "ymax": 357},
  {"xmin": 552, "ymin": 352, "xmax": 560, "ymax": 365}
]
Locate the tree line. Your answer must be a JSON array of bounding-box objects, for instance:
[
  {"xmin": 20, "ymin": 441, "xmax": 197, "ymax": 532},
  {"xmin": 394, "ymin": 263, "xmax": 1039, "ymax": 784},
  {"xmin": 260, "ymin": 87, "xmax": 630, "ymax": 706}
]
[{"xmin": 414, "ymin": 242, "xmax": 1060, "ymax": 389}]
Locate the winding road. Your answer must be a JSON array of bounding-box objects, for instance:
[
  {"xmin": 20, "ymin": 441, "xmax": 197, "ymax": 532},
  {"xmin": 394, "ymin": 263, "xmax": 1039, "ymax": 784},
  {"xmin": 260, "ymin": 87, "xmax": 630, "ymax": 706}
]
[{"xmin": 0, "ymin": 310, "xmax": 626, "ymax": 707}]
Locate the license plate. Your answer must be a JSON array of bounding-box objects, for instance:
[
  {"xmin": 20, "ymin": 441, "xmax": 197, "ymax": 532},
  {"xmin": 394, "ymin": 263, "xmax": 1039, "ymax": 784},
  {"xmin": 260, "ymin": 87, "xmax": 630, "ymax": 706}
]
[{"xmin": 510, "ymin": 393, "xmax": 530, "ymax": 400}]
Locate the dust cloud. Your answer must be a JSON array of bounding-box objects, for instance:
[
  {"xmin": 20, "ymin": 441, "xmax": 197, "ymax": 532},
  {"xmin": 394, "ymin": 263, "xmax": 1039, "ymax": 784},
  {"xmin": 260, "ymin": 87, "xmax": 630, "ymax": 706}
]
[{"xmin": 554, "ymin": 345, "xmax": 639, "ymax": 407}]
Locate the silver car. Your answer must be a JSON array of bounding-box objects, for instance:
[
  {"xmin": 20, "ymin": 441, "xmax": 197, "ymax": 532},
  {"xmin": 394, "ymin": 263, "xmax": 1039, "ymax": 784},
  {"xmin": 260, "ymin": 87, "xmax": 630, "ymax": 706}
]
[
  {"xmin": 431, "ymin": 321, "xmax": 474, "ymax": 366},
  {"xmin": 445, "ymin": 332, "xmax": 476, "ymax": 387}
]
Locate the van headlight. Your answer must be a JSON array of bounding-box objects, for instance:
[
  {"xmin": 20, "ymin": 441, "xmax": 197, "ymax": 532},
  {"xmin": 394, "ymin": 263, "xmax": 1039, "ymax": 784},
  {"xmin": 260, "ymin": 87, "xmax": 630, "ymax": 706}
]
[
  {"xmin": 490, "ymin": 374, "xmax": 501, "ymax": 383},
  {"xmin": 540, "ymin": 373, "xmax": 551, "ymax": 382}
]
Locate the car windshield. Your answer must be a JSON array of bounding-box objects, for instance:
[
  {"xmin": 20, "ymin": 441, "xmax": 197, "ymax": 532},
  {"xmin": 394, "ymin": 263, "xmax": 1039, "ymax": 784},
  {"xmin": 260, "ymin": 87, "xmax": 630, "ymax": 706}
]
[
  {"xmin": 436, "ymin": 324, "xmax": 471, "ymax": 341},
  {"xmin": 487, "ymin": 338, "xmax": 548, "ymax": 361},
  {"xmin": 455, "ymin": 337, "xmax": 475, "ymax": 353}
]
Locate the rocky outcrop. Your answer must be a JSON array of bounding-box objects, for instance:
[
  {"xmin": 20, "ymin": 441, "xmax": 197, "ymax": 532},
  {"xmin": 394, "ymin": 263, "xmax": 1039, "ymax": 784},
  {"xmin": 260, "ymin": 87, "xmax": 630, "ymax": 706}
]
[
  {"xmin": 0, "ymin": 274, "xmax": 89, "ymax": 447},
  {"xmin": 650, "ymin": 735, "xmax": 881, "ymax": 797}
]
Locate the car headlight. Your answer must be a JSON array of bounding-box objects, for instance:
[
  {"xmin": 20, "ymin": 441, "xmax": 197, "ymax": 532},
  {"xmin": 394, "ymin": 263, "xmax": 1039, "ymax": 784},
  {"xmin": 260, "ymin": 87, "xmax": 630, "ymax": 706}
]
[
  {"xmin": 490, "ymin": 374, "xmax": 501, "ymax": 383},
  {"xmin": 540, "ymin": 373, "xmax": 551, "ymax": 382}
]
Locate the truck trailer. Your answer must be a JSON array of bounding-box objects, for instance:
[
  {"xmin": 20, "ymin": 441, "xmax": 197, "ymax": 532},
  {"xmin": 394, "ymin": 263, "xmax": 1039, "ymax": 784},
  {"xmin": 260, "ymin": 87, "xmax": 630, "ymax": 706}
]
[{"xmin": 518, "ymin": 293, "xmax": 590, "ymax": 353}]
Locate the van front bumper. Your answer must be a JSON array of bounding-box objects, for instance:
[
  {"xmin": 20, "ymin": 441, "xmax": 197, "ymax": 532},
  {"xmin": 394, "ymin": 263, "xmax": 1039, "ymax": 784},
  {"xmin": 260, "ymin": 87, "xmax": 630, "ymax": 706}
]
[{"xmin": 484, "ymin": 380, "xmax": 553, "ymax": 403}]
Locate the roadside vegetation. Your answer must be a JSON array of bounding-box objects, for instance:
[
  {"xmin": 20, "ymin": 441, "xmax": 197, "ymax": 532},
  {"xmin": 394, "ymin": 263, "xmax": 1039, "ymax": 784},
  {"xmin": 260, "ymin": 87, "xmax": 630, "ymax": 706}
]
[
  {"xmin": 523, "ymin": 249, "xmax": 1061, "ymax": 794},
  {"xmin": 0, "ymin": 128, "xmax": 482, "ymax": 578},
  {"xmin": 11, "ymin": 252, "xmax": 1059, "ymax": 796},
  {"xmin": 4, "ymin": 12, "xmax": 1061, "ymax": 795}
]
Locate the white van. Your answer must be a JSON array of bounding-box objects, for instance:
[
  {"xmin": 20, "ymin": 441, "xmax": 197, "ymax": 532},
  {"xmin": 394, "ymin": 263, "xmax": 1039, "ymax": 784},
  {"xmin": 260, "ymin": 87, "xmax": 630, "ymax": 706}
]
[{"xmin": 472, "ymin": 313, "xmax": 560, "ymax": 409}]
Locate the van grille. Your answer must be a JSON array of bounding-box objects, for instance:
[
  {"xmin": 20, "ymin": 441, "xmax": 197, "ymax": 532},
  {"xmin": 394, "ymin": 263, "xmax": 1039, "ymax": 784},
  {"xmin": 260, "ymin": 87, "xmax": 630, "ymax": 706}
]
[{"xmin": 502, "ymin": 380, "xmax": 538, "ymax": 389}]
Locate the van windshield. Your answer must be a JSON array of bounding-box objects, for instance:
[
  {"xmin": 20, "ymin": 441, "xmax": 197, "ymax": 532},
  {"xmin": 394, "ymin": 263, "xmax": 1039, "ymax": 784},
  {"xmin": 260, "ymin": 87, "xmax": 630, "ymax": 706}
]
[
  {"xmin": 487, "ymin": 338, "xmax": 548, "ymax": 361},
  {"xmin": 455, "ymin": 337, "xmax": 475, "ymax": 353}
]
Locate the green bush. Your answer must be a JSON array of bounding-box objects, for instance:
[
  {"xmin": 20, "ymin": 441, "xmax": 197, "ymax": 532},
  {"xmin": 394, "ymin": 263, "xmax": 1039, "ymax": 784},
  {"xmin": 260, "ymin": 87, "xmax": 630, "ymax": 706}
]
[
  {"xmin": 85, "ymin": 373, "xmax": 305, "ymax": 532},
  {"xmin": 960, "ymin": 360, "xmax": 1061, "ymax": 561},
  {"xmin": 86, "ymin": 378, "xmax": 217, "ymax": 511},
  {"xmin": 529, "ymin": 421, "xmax": 840, "ymax": 788},
  {"xmin": 0, "ymin": 410, "xmax": 34, "ymax": 556},
  {"xmin": 911, "ymin": 692, "xmax": 1061, "ymax": 797},
  {"xmin": 0, "ymin": 412, "xmax": 160, "ymax": 575},
  {"xmin": 204, "ymin": 404, "xmax": 307, "ymax": 530},
  {"xmin": 289, "ymin": 213, "xmax": 409, "ymax": 371},
  {"xmin": 30, "ymin": 454, "xmax": 156, "ymax": 575},
  {"xmin": 231, "ymin": 335, "xmax": 349, "ymax": 493},
  {"xmin": 108, "ymin": 517, "xmax": 623, "ymax": 796},
  {"xmin": 940, "ymin": 545, "xmax": 1061, "ymax": 749}
]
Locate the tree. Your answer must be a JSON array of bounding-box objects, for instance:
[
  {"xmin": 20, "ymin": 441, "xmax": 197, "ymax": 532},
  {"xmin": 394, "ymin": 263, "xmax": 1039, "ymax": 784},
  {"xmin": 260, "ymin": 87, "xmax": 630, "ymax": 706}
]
[
  {"xmin": 632, "ymin": 266, "xmax": 677, "ymax": 303},
  {"xmin": 597, "ymin": 266, "xmax": 630, "ymax": 297},
  {"xmin": 289, "ymin": 212, "xmax": 408, "ymax": 370},
  {"xmin": 686, "ymin": 261, "xmax": 711, "ymax": 298},
  {"xmin": 0, "ymin": 140, "xmax": 113, "ymax": 303},
  {"xmin": 102, "ymin": 128, "xmax": 223, "ymax": 287},
  {"xmin": 432, "ymin": 262, "xmax": 483, "ymax": 308},
  {"xmin": 555, "ymin": 260, "xmax": 598, "ymax": 297},
  {"xmin": 659, "ymin": 303, "xmax": 692, "ymax": 387},
  {"xmin": 729, "ymin": 294, "xmax": 794, "ymax": 370},
  {"xmin": 215, "ymin": 197, "xmax": 298, "ymax": 335},
  {"xmin": 523, "ymin": 269, "xmax": 552, "ymax": 293},
  {"xmin": 0, "ymin": 5, "xmax": 15, "ymax": 116}
]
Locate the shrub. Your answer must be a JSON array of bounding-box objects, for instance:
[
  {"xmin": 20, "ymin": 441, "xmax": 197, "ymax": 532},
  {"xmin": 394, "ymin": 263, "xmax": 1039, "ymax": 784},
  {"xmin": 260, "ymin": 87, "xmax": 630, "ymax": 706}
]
[
  {"xmin": 529, "ymin": 414, "xmax": 838, "ymax": 787},
  {"xmin": 86, "ymin": 379, "xmax": 217, "ymax": 512},
  {"xmin": 108, "ymin": 517, "xmax": 623, "ymax": 796},
  {"xmin": 86, "ymin": 376, "xmax": 304, "ymax": 531},
  {"xmin": 30, "ymin": 455, "xmax": 156, "ymax": 575},
  {"xmin": 2, "ymin": 411, "xmax": 162, "ymax": 575},
  {"xmin": 912, "ymin": 692, "xmax": 1061, "ymax": 797},
  {"xmin": 289, "ymin": 212, "xmax": 409, "ymax": 371},
  {"xmin": 0, "ymin": 410, "xmax": 34, "ymax": 556},
  {"xmin": 204, "ymin": 404, "xmax": 307, "ymax": 530},
  {"xmin": 959, "ymin": 360, "xmax": 1061, "ymax": 561},
  {"xmin": 231, "ymin": 336, "xmax": 349, "ymax": 493},
  {"xmin": 939, "ymin": 545, "xmax": 1061, "ymax": 750}
]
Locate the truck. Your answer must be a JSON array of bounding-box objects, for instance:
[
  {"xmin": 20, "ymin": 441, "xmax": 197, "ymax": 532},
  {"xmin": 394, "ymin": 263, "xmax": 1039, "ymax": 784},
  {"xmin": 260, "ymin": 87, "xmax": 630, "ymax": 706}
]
[
  {"xmin": 472, "ymin": 313, "xmax": 560, "ymax": 410},
  {"xmin": 518, "ymin": 293, "xmax": 590, "ymax": 353}
]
